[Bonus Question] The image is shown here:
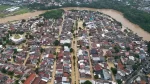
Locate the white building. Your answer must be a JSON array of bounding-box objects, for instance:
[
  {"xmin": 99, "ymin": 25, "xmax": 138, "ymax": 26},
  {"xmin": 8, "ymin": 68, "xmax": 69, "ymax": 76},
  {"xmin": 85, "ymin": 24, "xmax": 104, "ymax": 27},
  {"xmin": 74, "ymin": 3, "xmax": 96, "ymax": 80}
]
[
  {"xmin": 6, "ymin": 7, "xmax": 20, "ymax": 12},
  {"xmin": 10, "ymin": 34, "xmax": 25, "ymax": 44}
]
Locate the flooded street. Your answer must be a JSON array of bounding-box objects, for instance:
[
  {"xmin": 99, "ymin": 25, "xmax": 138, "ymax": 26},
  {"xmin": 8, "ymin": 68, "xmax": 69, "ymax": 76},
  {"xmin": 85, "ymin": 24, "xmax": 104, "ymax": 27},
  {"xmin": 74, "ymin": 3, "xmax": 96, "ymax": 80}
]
[{"xmin": 0, "ymin": 7, "xmax": 150, "ymax": 41}]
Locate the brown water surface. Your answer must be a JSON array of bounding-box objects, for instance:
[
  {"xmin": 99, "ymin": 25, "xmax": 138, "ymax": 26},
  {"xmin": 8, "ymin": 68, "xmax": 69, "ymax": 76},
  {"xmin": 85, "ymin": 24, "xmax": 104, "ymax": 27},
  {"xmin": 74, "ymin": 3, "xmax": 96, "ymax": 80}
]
[{"xmin": 0, "ymin": 7, "xmax": 149, "ymax": 41}]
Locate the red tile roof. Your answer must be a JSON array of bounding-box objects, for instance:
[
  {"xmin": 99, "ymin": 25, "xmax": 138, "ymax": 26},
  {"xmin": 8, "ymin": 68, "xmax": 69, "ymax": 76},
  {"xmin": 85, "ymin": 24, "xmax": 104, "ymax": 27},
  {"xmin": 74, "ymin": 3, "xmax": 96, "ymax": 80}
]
[
  {"xmin": 63, "ymin": 72, "xmax": 70, "ymax": 77},
  {"xmin": 24, "ymin": 73, "xmax": 36, "ymax": 84},
  {"xmin": 32, "ymin": 77, "xmax": 41, "ymax": 84},
  {"xmin": 48, "ymin": 54, "xmax": 54, "ymax": 58},
  {"xmin": 93, "ymin": 64, "xmax": 102, "ymax": 71},
  {"xmin": 39, "ymin": 80, "xmax": 47, "ymax": 84}
]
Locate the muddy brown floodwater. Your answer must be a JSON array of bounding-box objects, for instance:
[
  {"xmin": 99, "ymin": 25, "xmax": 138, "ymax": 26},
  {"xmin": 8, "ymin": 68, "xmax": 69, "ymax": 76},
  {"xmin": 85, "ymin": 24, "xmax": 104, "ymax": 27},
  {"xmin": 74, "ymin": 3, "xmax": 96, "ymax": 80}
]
[{"xmin": 0, "ymin": 7, "xmax": 150, "ymax": 41}]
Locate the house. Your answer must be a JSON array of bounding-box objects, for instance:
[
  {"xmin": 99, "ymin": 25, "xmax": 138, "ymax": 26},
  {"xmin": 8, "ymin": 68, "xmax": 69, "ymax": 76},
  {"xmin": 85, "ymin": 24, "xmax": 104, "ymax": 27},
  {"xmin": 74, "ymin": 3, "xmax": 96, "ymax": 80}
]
[
  {"xmin": 24, "ymin": 73, "xmax": 36, "ymax": 84},
  {"xmin": 32, "ymin": 77, "xmax": 41, "ymax": 84},
  {"xmin": 90, "ymin": 48, "xmax": 98, "ymax": 55},
  {"xmin": 102, "ymin": 69, "xmax": 111, "ymax": 80}
]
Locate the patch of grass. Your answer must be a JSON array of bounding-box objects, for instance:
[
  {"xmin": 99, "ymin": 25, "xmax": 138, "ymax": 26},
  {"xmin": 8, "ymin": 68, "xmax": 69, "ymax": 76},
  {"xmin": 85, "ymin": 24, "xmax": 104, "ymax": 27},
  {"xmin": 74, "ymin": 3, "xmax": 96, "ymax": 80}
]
[
  {"xmin": 0, "ymin": 14, "xmax": 5, "ymax": 18},
  {"xmin": 0, "ymin": 5, "xmax": 11, "ymax": 11},
  {"xmin": 0, "ymin": 5, "xmax": 31, "ymax": 18},
  {"xmin": 13, "ymin": 8, "xmax": 30, "ymax": 15},
  {"xmin": 14, "ymin": 34, "xmax": 21, "ymax": 39}
]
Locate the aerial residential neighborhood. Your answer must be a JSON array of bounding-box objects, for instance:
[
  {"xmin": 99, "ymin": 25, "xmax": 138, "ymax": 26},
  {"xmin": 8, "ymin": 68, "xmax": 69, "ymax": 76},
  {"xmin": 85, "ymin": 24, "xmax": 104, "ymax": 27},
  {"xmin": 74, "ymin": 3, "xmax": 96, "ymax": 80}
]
[{"xmin": 0, "ymin": 9, "xmax": 149, "ymax": 84}]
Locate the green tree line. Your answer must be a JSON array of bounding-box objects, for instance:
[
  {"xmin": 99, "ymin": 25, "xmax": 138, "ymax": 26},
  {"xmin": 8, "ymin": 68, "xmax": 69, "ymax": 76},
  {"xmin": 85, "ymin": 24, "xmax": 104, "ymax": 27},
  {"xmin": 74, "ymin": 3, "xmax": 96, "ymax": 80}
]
[{"xmin": 39, "ymin": 9, "xmax": 64, "ymax": 19}]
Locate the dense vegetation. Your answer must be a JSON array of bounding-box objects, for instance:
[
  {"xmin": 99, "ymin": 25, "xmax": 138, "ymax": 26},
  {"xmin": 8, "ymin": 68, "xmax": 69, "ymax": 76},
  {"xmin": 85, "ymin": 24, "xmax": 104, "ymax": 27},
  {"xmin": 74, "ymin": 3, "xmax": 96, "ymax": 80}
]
[
  {"xmin": 40, "ymin": 9, "xmax": 64, "ymax": 19},
  {"xmin": 28, "ymin": 0, "xmax": 150, "ymax": 33},
  {"xmin": 148, "ymin": 41, "xmax": 150, "ymax": 54},
  {"xmin": 81, "ymin": 80, "xmax": 92, "ymax": 84}
]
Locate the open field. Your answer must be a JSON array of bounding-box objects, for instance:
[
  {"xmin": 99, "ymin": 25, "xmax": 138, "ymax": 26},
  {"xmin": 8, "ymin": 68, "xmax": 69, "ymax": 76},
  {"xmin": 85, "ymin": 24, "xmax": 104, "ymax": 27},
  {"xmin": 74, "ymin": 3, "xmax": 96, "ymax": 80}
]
[
  {"xmin": 0, "ymin": 5, "xmax": 11, "ymax": 11},
  {"xmin": 0, "ymin": 5, "xmax": 31, "ymax": 18},
  {"xmin": 13, "ymin": 7, "xmax": 31, "ymax": 15},
  {"xmin": 0, "ymin": 5, "xmax": 11, "ymax": 17}
]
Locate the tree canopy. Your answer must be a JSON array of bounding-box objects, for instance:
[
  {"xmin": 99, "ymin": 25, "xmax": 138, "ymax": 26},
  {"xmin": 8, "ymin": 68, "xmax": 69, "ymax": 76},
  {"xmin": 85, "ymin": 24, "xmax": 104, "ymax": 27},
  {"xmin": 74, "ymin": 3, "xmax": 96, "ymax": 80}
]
[
  {"xmin": 148, "ymin": 41, "xmax": 150, "ymax": 54},
  {"xmin": 111, "ymin": 67, "xmax": 117, "ymax": 75},
  {"xmin": 81, "ymin": 80, "xmax": 92, "ymax": 84},
  {"xmin": 40, "ymin": 9, "xmax": 64, "ymax": 19},
  {"xmin": 53, "ymin": 40, "xmax": 60, "ymax": 46}
]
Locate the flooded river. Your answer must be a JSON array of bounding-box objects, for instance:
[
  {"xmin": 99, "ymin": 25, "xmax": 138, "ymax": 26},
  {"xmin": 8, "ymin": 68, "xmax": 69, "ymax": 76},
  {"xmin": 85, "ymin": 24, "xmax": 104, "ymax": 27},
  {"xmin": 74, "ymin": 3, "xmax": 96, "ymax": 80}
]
[{"xmin": 0, "ymin": 7, "xmax": 150, "ymax": 41}]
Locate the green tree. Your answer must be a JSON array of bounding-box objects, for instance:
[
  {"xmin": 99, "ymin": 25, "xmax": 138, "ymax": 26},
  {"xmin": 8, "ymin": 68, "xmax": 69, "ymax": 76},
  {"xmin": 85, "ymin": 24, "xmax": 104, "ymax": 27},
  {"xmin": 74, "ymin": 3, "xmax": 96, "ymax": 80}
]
[
  {"xmin": 82, "ymin": 80, "xmax": 92, "ymax": 84},
  {"xmin": 94, "ymin": 75, "xmax": 99, "ymax": 79},
  {"xmin": 114, "ymin": 46, "xmax": 120, "ymax": 53},
  {"xmin": 86, "ymin": 46, "xmax": 89, "ymax": 49},
  {"xmin": 148, "ymin": 41, "xmax": 150, "ymax": 54},
  {"xmin": 53, "ymin": 40, "xmax": 60, "ymax": 46},
  {"xmin": 21, "ymin": 80, "xmax": 25, "ymax": 83},
  {"xmin": 126, "ymin": 47, "xmax": 130, "ymax": 51},
  {"xmin": 70, "ymin": 48, "xmax": 74, "ymax": 53},
  {"xmin": 40, "ymin": 48, "xmax": 45, "ymax": 53},
  {"xmin": 83, "ymin": 22, "xmax": 86, "ymax": 27},
  {"xmin": 134, "ymin": 54, "xmax": 139, "ymax": 58},
  {"xmin": 114, "ymin": 56, "xmax": 120, "ymax": 60},
  {"xmin": 13, "ymin": 49, "xmax": 18, "ymax": 54},
  {"xmin": 16, "ymin": 75, "xmax": 21, "ymax": 78},
  {"xmin": 40, "ymin": 9, "xmax": 64, "ymax": 19},
  {"xmin": 71, "ymin": 29, "xmax": 74, "ymax": 33},
  {"xmin": 13, "ymin": 56, "xmax": 16, "ymax": 60},
  {"xmin": 8, "ymin": 71, "xmax": 14, "ymax": 76},
  {"xmin": 116, "ymin": 79, "xmax": 122, "ymax": 84},
  {"xmin": 1, "ymin": 68, "xmax": 7, "ymax": 73},
  {"xmin": 111, "ymin": 67, "xmax": 117, "ymax": 75},
  {"xmin": 132, "ymin": 64, "xmax": 138, "ymax": 70},
  {"xmin": 35, "ymin": 68, "xmax": 39, "ymax": 74},
  {"xmin": 15, "ymin": 80, "xmax": 19, "ymax": 84}
]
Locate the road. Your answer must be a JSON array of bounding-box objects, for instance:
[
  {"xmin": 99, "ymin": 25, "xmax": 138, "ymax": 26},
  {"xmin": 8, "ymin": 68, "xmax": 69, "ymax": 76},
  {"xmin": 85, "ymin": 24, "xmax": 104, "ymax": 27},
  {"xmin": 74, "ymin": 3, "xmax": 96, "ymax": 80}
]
[
  {"xmin": 23, "ymin": 52, "xmax": 29, "ymax": 66},
  {"xmin": 125, "ymin": 65, "xmax": 143, "ymax": 84},
  {"xmin": 74, "ymin": 20, "xmax": 79, "ymax": 84},
  {"xmin": 48, "ymin": 15, "xmax": 63, "ymax": 84},
  {"xmin": 86, "ymin": 25, "xmax": 94, "ymax": 79}
]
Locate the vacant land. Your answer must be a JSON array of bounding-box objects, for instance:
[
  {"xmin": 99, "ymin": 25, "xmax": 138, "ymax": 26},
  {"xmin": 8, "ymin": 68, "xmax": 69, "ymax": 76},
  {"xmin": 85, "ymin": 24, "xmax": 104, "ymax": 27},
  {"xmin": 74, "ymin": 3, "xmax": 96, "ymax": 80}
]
[
  {"xmin": 0, "ymin": 5, "xmax": 11, "ymax": 11},
  {"xmin": 0, "ymin": 5, "xmax": 31, "ymax": 18},
  {"xmin": 0, "ymin": 5, "xmax": 11, "ymax": 17},
  {"xmin": 13, "ymin": 8, "xmax": 31, "ymax": 15}
]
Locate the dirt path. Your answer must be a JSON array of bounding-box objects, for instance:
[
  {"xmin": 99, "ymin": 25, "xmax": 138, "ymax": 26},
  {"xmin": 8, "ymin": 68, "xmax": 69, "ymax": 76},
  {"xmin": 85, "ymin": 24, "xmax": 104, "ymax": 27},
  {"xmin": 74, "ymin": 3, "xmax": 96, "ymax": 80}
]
[
  {"xmin": 73, "ymin": 20, "xmax": 79, "ymax": 84},
  {"xmin": 76, "ymin": 20, "xmax": 94, "ymax": 81},
  {"xmin": 107, "ymin": 60, "xmax": 116, "ymax": 82},
  {"xmin": 86, "ymin": 25, "xmax": 94, "ymax": 80},
  {"xmin": 71, "ymin": 40, "xmax": 75, "ymax": 84},
  {"xmin": 23, "ymin": 52, "xmax": 29, "ymax": 65},
  {"xmin": 47, "ymin": 48, "xmax": 57, "ymax": 84}
]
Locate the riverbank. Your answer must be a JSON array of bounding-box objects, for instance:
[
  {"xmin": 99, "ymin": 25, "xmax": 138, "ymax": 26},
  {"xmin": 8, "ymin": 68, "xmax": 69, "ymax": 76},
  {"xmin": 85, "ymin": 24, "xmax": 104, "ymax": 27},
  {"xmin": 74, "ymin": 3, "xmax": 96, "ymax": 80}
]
[{"xmin": 0, "ymin": 7, "xmax": 150, "ymax": 41}]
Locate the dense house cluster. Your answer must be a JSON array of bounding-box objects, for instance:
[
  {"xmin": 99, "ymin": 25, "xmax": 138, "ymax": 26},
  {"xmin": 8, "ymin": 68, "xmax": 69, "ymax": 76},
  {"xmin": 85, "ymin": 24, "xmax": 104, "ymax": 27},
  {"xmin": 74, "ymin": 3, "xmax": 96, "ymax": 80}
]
[
  {"xmin": 54, "ymin": 15, "xmax": 74, "ymax": 84},
  {"xmin": 55, "ymin": 49, "xmax": 72, "ymax": 84},
  {"xmin": 0, "ymin": 9, "xmax": 150, "ymax": 84},
  {"xmin": 76, "ymin": 29, "xmax": 91, "ymax": 78},
  {"xmin": 38, "ymin": 47, "xmax": 56, "ymax": 83},
  {"xmin": 66, "ymin": 10, "xmax": 150, "ymax": 83},
  {"xmin": 0, "ymin": 0, "xmax": 97, "ymax": 7},
  {"xmin": 0, "ymin": 15, "xmax": 62, "ymax": 83},
  {"xmin": 120, "ymin": 0, "xmax": 150, "ymax": 13}
]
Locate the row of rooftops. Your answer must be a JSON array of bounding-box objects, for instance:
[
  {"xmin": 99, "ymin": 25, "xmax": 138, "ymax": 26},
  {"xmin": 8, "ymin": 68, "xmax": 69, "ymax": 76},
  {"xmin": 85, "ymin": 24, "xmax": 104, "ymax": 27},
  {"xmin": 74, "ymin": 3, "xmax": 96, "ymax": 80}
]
[
  {"xmin": 0, "ymin": 9, "xmax": 149, "ymax": 84},
  {"xmin": 69, "ymin": 10, "xmax": 149, "ymax": 83}
]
